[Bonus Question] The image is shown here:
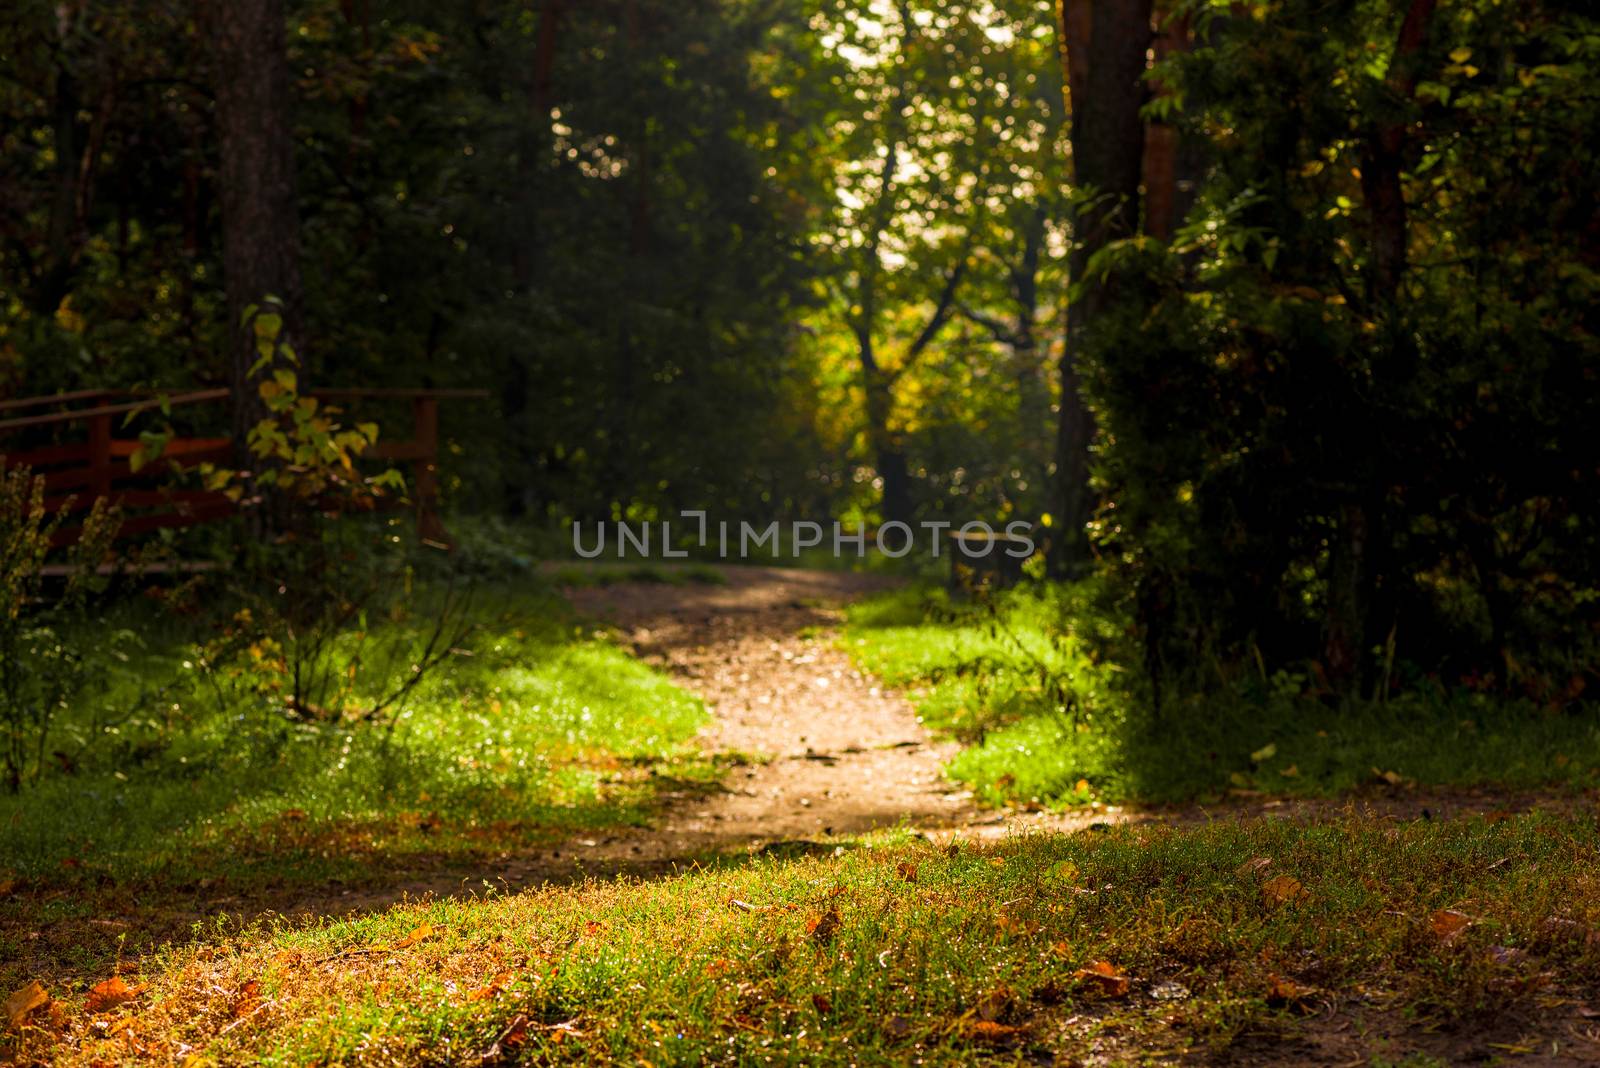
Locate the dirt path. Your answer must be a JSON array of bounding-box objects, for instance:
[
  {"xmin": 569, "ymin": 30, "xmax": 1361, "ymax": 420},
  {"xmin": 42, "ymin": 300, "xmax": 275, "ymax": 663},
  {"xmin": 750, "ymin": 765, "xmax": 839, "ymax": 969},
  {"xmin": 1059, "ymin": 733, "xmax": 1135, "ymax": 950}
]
[{"xmin": 562, "ymin": 566, "xmax": 987, "ymax": 853}]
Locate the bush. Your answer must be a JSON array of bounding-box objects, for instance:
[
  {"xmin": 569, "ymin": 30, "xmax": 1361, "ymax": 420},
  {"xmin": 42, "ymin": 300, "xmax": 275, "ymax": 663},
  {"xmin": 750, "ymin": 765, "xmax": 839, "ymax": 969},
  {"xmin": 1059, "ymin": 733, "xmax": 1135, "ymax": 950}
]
[{"xmin": 0, "ymin": 464, "xmax": 122, "ymax": 791}]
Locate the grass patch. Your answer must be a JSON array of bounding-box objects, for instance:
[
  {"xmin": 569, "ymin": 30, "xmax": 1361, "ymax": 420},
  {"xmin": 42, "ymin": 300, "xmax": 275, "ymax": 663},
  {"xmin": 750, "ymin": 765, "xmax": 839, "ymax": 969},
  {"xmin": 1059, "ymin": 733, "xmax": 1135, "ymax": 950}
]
[
  {"xmin": 845, "ymin": 583, "xmax": 1600, "ymax": 807},
  {"xmin": 0, "ymin": 579, "xmax": 708, "ymax": 894},
  {"xmin": 12, "ymin": 812, "xmax": 1600, "ymax": 1065}
]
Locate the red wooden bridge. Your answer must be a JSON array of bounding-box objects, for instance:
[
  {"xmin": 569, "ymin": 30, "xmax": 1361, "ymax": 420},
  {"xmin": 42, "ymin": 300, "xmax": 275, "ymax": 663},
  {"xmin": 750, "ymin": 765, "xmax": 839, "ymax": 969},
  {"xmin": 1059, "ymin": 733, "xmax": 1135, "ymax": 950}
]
[{"xmin": 0, "ymin": 387, "xmax": 486, "ymax": 546}]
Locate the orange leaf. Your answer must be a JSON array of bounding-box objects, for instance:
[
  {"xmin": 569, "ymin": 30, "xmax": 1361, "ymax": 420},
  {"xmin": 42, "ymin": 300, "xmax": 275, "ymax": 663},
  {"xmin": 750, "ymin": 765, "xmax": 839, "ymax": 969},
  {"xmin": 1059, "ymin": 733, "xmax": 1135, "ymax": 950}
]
[
  {"xmin": 4, "ymin": 981, "xmax": 48, "ymax": 1030},
  {"xmin": 1261, "ymin": 874, "xmax": 1305, "ymax": 906},
  {"xmin": 965, "ymin": 1019, "xmax": 1026, "ymax": 1044},
  {"xmin": 807, "ymin": 905, "xmax": 841, "ymax": 945},
  {"xmin": 1072, "ymin": 960, "xmax": 1130, "ymax": 998},
  {"xmin": 896, "ymin": 862, "xmax": 918, "ymax": 883},
  {"xmin": 231, "ymin": 979, "xmax": 261, "ymax": 1019},
  {"xmin": 467, "ymin": 972, "xmax": 514, "ymax": 1001},
  {"xmin": 1430, "ymin": 909, "xmax": 1472, "ymax": 943},
  {"xmin": 1266, "ymin": 973, "xmax": 1312, "ymax": 1008},
  {"xmin": 86, "ymin": 977, "xmax": 143, "ymax": 1014},
  {"xmin": 393, "ymin": 922, "xmax": 435, "ymax": 949}
]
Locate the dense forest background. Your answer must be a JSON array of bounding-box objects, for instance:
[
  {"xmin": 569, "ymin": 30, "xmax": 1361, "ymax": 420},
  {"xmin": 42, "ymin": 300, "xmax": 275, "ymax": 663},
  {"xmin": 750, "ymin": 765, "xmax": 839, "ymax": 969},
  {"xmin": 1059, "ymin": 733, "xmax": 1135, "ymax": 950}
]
[{"xmin": 3, "ymin": 0, "xmax": 1599, "ymax": 701}]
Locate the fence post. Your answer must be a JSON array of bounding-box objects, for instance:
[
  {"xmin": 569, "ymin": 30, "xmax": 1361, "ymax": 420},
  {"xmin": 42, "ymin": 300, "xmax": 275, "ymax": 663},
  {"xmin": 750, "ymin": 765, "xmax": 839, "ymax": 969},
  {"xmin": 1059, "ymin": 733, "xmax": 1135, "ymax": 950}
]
[
  {"xmin": 88, "ymin": 412, "xmax": 113, "ymax": 500},
  {"xmin": 411, "ymin": 395, "xmax": 444, "ymax": 543}
]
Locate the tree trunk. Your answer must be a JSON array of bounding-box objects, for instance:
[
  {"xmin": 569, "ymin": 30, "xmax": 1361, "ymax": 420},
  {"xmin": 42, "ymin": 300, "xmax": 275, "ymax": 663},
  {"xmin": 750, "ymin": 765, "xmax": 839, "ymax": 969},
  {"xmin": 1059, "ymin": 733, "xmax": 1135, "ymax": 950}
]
[
  {"xmin": 1322, "ymin": 0, "xmax": 1433, "ymax": 690},
  {"xmin": 207, "ymin": 0, "xmax": 305, "ymax": 464},
  {"xmin": 1052, "ymin": 0, "xmax": 1153, "ymax": 573}
]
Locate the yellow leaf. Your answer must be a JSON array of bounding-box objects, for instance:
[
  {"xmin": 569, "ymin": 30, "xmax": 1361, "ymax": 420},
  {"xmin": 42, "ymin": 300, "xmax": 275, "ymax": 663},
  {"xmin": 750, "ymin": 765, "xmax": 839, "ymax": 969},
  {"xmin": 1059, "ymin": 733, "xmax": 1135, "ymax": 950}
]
[
  {"xmin": 1449, "ymin": 47, "xmax": 1473, "ymax": 63},
  {"xmin": 1250, "ymin": 743, "xmax": 1277, "ymax": 763},
  {"xmin": 1262, "ymin": 874, "xmax": 1306, "ymax": 906},
  {"xmin": 1047, "ymin": 859, "xmax": 1078, "ymax": 883},
  {"xmin": 5, "ymin": 980, "xmax": 48, "ymax": 1030}
]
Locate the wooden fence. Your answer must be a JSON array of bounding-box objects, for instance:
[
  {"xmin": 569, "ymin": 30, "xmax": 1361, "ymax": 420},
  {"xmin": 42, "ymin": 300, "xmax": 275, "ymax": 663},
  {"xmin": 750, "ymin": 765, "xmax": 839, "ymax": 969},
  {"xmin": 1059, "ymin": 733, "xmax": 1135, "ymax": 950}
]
[{"xmin": 0, "ymin": 388, "xmax": 486, "ymax": 546}]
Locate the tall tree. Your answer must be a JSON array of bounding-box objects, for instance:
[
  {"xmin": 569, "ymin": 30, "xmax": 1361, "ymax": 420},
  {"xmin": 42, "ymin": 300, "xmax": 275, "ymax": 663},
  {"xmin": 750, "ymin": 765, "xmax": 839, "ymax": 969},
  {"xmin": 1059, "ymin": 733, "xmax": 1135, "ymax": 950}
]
[
  {"xmin": 1052, "ymin": 0, "xmax": 1152, "ymax": 572},
  {"xmin": 206, "ymin": 0, "xmax": 305, "ymax": 460}
]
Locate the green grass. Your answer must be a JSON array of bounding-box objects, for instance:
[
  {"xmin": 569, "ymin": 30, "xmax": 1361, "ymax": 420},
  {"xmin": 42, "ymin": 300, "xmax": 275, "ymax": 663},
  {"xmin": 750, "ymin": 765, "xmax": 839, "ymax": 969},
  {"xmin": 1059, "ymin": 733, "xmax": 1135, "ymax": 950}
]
[
  {"xmin": 0, "ymin": 578, "xmax": 709, "ymax": 892},
  {"xmin": 15, "ymin": 812, "xmax": 1600, "ymax": 1065},
  {"xmin": 845, "ymin": 583, "xmax": 1600, "ymax": 807}
]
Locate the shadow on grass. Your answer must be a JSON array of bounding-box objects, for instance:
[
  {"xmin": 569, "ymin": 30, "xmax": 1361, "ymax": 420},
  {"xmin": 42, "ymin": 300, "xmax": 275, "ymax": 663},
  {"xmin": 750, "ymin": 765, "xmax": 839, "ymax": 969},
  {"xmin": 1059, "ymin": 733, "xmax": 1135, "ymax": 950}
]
[{"xmin": 844, "ymin": 582, "xmax": 1600, "ymax": 808}]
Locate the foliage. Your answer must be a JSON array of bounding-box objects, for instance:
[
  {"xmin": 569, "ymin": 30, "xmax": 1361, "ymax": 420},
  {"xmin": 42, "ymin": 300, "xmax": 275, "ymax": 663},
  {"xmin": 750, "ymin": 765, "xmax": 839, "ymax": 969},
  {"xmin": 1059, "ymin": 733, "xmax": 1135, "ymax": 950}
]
[
  {"xmin": 0, "ymin": 465, "xmax": 122, "ymax": 792},
  {"xmin": 1071, "ymin": 0, "xmax": 1600, "ymax": 695},
  {"xmin": 186, "ymin": 520, "xmax": 473, "ymax": 734}
]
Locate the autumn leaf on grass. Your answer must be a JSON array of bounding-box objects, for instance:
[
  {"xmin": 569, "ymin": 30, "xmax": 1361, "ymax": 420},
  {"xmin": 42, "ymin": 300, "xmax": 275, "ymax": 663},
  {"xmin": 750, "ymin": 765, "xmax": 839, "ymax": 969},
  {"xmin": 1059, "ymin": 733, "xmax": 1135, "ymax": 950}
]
[
  {"xmin": 1072, "ymin": 960, "xmax": 1130, "ymax": 998},
  {"xmin": 1266, "ymin": 973, "xmax": 1313, "ymax": 1009},
  {"xmin": 976, "ymin": 985, "xmax": 1013, "ymax": 1022},
  {"xmin": 5, "ymin": 981, "xmax": 48, "ymax": 1030},
  {"xmin": 961, "ymin": 1019, "xmax": 1026, "ymax": 1045},
  {"xmin": 1261, "ymin": 875, "xmax": 1306, "ymax": 907},
  {"xmin": 231, "ymin": 979, "xmax": 262, "ymax": 1019},
  {"xmin": 1237, "ymin": 856, "xmax": 1272, "ymax": 877},
  {"xmin": 896, "ymin": 861, "xmax": 918, "ymax": 883},
  {"xmin": 811, "ymin": 993, "xmax": 833, "ymax": 1016},
  {"xmin": 86, "ymin": 976, "xmax": 144, "ymax": 1013},
  {"xmin": 393, "ymin": 922, "xmax": 436, "ymax": 949},
  {"xmin": 807, "ymin": 905, "xmax": 841, "ymax": 946},
  {"xmin": 1430, "ymin": 909, "xmax": 1472, "ymax": 944},
  {"xmin": 467, "ymin": 972, "xmax": 514, "ymax": 1002}
]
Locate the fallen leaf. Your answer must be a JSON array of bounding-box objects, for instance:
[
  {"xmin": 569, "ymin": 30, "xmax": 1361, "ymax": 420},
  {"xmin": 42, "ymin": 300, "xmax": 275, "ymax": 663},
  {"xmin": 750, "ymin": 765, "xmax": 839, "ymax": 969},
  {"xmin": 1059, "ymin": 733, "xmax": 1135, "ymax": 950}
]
[
  {"xmin": 1430, "ymin": 909, "xmax": 1472, "ymax": 943},
  {"xmin": 806, "ymin": 906, "xmax": 841, "ymax": 945},
  {"xmin": 86, "ymin": 976, "xmax": 143, "ymax": 1013},
  {"xmin": 4, "ymin": 981, "xmax": 48, "ymax": 1030},
  {"xmin": 1047, "ymin": 859, "xmax": 1079, "ymax": 883},
  {"xmin": 467, "ymin": 971, "xmax": 514, "ymax": 1001},
  {"xmin": 1237, "ymin": 856, "xmax": 1272, "ymax": 877},
  {"xmin": 1266, "ymin": 973, "xmax": 1311, "ymax": 1008},
  {"xmin": 977, "ymin": 984, "xmax": 1012, "ymax": 1022},
  {"xmin": 1074, "ymin": 778, "xmax": 1091, "ymax": 794},
  {"xmin": 811, "ymin": 992, "xmax": 832, "ymax": 1015},
  {"xmin": 896, "ymin": 862, "xmax": 918, "ymax": 883},
  {"xmin": 1487, "ymin": 945, "xmax": 1528, "ymax": 966},
  {"xmin": 1072, "ymin": 960, "xmax": 1130, "ymax": 998},
  {"xmin": 231, "ymin": 979, "xmax": 261, "ymax": 1019},
  {"xmin": 1261, "ymin": 874, "xmax": 1306, "ymax": 906},
  {"xmin": 1250, "ymin": 743, "xmax": 1278, "ymax": 764},
  {"xmin": 393, "ymin": 923, "xmax": 435, "ymax": 949},
  {"xmin": 282, "ymin": 808, "xmax": 307, "ymax": 821},
  {"xmin": 1280, "ymin": 764, "xmax": 1300, "ymax": 778},
  {"xmin": 964, "ymin": 1019, "xmax": 1025, "ymax": 1044}
]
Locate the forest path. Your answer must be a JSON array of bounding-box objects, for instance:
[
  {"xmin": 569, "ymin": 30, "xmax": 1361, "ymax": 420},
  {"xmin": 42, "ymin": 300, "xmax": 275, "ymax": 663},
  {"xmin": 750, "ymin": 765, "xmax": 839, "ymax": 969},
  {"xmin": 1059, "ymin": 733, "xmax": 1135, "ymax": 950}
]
[
  {"xmin": 490, "ymin": 565, "xmax": 1572, "ymax": 887},
  {"xmin": 558, "ymin": 565, "xmax": 1006, "ymax": 856},
  {"xmin": 321, "ymin": 564, "xmax": 1575, "ymax": 911}
]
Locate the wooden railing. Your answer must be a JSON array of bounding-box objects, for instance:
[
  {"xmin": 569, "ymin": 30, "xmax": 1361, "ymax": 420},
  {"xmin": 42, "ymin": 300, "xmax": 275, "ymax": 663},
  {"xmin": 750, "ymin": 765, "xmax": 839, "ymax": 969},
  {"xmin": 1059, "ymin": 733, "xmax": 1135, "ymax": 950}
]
[{"xmin": 0, "ymin": 387, "xmax": 486, "ymax": 546}]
